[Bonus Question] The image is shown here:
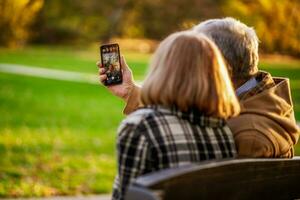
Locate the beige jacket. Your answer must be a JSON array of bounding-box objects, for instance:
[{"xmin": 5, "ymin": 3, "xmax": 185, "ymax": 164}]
[
  {"xmin": 123, "ymin": 77, "xmax": 299, "ymax": 158},
  {"xmin": 228, "ymin": 77, "xmax": 299, "ymax": 157}
]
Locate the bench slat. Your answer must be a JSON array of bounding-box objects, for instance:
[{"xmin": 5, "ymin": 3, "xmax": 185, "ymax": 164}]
[{"xmin": 126, "ymin": 157, "xmax": 300, "ymax": 200}]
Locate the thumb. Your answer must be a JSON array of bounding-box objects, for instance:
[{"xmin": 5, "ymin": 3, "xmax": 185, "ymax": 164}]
[{"xmin": 120, "ymin": 55, "xmax": 130, "ymax": 72}]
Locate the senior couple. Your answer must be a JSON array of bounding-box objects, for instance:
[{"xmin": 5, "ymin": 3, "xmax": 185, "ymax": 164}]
[{"xmin": 97, "ymin": 17, "xmax": 299, "ymax": 200}]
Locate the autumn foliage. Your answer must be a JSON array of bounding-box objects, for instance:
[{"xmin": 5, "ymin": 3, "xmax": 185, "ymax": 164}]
[{"xmin": 0, "ymin": 0, "xmax": 300, "ymax": 56}]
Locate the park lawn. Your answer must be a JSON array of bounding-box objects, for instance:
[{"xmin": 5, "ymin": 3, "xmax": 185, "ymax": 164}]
[
  {"xmin": 0, "ymin": 73, "xmax": 123, "ymax": 197},
  {"xmin": 0, "ymin": 46, "xmax": 300, "ymax": 197},
  {"xmin": 0, "ymin": 45, "xmax": 150, "ymax": 80}
]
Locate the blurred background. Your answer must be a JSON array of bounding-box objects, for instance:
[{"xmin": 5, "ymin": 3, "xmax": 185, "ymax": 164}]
[{"xmin": 0, "ymin": 0, "xmax": 299, "ymax": 197}]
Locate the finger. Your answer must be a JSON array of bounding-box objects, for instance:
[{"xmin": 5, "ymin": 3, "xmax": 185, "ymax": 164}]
[
  {"xmin": 99, "ymin": 74, "xmax": 107, "ymax": 82},
  {"xmin": 120, "ymin": 55, "xmax": 128, "ymax": 70},
  {"xmin": 98, "ymin": 68, "xmax": 106, "ymax": 75},
  {"xmin": 96, "ymin": 61, "xmax": 102, "ymax": 68}
]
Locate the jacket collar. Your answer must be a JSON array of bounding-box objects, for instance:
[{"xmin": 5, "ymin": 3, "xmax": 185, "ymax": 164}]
[
  {"xmin": 238, "ymin": 71, "xmax": 276, "ymax": 100},
  {"xmin": 144, "ymin": 105, "xmax": 226, "ymax": 128}
]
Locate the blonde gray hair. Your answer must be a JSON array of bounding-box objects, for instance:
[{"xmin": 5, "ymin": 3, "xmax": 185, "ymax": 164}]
[
  {"xmin": 193, "ymin": 17, "xmax": 259, "ymax": 81},
  {"xmin": 141, "ymin": 31, "xmax": 240, "ymax": 119}
]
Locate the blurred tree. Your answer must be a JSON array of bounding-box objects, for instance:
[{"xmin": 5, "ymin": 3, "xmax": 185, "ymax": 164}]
[
  {"xmin": 32, "ymin": 0, "xmax": 135, "ymax": 44},
  {"xmin": 101, "ymin": 0, "xmax": 134, "ymax": 43},
  {"xmin": 31, "ymin": 0, "xmax": 221, "ymax": 43},
  {"xmin": 32, "ymin": 0, "xmax": 107, "ymax": 43},
  {"xmin": 0, "ymin": 0, "xmax": 44, "ymax": 48},
  {"xmin": 222, "ymin": 0, "xmax": 300, "ymax": 56},
  {"xmin": 121, "ymin": 0, "xmax": 222, "ymax": 39},
  {"xmin": 1, "ymin": 0, "xmax": 300, "ymax": 56}
]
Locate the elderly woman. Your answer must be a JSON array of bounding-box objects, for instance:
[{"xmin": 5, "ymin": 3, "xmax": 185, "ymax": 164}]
[{"xmin": 111, "ymin": 31, "xmax": 240, "ymax": 200}]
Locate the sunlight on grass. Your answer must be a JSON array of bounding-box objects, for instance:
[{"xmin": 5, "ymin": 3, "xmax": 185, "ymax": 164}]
[
  {"xmin": 0, "ymin": 127, "xmax": 116, "ymax": 197},
  {"xmin": 0, "ymin": 71, "xmax": 120, "ymax": 197}
]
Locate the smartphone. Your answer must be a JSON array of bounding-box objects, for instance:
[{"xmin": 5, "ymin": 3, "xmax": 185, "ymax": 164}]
[{"xmin": 100, "ymin": 43, "xmax": 122, "ymax": 85}]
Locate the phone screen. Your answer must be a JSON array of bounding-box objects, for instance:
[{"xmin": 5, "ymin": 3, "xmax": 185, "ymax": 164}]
[{"xmin": 100, "ymin": 44, "xmax": 122, "ymax": 85}]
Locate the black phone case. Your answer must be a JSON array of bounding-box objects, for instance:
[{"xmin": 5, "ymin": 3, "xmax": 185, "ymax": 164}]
[{"xmin": 100, "ymin": 43, "xmax": 122, "ymax": 86}]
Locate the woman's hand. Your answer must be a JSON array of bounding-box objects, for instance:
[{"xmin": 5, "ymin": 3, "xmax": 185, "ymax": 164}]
[{"xmin": 97, "ymin": 55, "xmax": 135, "ymax": 102}]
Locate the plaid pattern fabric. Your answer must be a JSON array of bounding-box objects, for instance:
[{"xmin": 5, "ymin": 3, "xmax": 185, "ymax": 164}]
[
  {"xmin": 238, "ymin": 71, "xmax": 276, "ymax": 100},
  {"xmin": 112, "ymin": 106, "xmax": 237, "ymax": 200}
]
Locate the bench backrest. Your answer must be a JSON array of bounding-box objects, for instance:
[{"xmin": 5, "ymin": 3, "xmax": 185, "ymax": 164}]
[{"xmin": 125, "ymin": 157, "xmax": 300, "ymax": 200}]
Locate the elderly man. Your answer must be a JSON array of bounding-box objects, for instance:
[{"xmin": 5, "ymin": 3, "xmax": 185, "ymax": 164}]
[{"xmin": 98, "ymin": 17, "xmax": 299, "ymax": 158}]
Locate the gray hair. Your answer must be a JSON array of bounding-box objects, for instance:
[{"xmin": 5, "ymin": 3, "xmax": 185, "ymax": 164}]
[{"xmin": 193, "ymin": 17, "xmax": 259, "ymax": 80}]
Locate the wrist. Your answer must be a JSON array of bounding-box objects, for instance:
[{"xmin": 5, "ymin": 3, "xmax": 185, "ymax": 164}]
[{"xmin": 122, "ymin": 83, "xmax": 135, "ymax": 102}]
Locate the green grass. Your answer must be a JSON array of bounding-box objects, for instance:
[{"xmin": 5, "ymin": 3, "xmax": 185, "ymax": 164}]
[
  {"xmin": 0, "ymin": 73, "xmax": 123, "ymax": 197},
  {"xmin": 0, "ymin": 45, "xmax": 150, "ymax": 80},
  {"xmin": 0, "ymin": 46, "xmax": 300, "ymax": 197}
]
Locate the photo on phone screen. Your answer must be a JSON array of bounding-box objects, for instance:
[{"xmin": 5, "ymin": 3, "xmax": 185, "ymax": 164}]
[{"xmin": 100, "ymin": 44, "xmax": 122, "ymax": 85}]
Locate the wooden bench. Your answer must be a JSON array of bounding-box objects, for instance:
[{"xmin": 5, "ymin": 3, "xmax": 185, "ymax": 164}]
[{"xmin": 125, "ymin": 157, "xmax": 300, "ymax": 200}]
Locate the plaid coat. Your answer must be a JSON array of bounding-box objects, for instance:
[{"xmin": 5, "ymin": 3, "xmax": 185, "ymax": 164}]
[{"xmin": 112, "ymin": 105, "xmax": 237, "ymax": 200}]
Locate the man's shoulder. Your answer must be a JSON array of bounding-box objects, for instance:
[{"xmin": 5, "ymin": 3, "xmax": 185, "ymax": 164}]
[{"xmin": 227, "ymin": 113, "xmax": 266, "ymax": 133}]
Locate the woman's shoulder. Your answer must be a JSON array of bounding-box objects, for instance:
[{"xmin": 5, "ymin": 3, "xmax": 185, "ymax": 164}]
[
  {"xmin": 126, "ymin": 108, "xmax": 157, "ymax": 124},
  {"xmin": 118, "ymin": 107, "xmax": 157, "ymax": 133}
]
